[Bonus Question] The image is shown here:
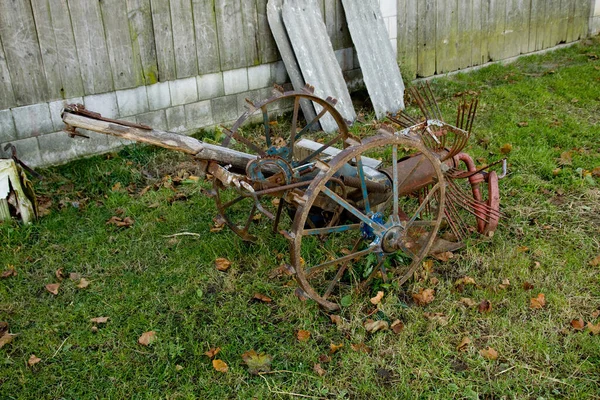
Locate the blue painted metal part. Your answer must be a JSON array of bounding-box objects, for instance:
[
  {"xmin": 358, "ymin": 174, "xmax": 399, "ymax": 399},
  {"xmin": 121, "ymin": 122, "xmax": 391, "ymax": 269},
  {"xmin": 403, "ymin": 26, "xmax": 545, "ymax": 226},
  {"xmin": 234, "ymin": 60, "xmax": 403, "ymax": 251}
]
[{"xmin": 361, "ymin": 212, "xmax": 385, "ymax": 240}]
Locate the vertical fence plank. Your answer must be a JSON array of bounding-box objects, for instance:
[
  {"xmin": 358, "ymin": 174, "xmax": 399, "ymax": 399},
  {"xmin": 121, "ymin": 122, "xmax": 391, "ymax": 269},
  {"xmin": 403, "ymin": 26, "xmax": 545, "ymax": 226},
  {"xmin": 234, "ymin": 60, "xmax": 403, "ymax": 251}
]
[
  {"xmin": 545, "ymin": 0, "xmax": 561, "ymax": 48},
  {"xmin": 241, "ymin": 0, "xmax": 260, "ymax": 65},
  {"xmin": 457, "ymin": 0, "xmax": 473, "ymax": 69},
  {"xmin": 324, "ymin": 0, "xmax": 337, "ymax": 48},
  {"xmin": 573, "ymin": 0, "xmax": 592, "ymax": 40},
  {"xmin": 30, "ymin": 0, "xmax": 63, "ymax": 100},
  {"xmin": 505, "ymin": 0, "xmax": 529, "ymax": 57},
  {"xmin": 192, "ymin": 0, "xmax": 221, "ymax": 73},
  {"xmin": 336, "ymin": 0, "xmax": 353, "ymax": 49},
  {"xmin": 417, "ymin": 0, "xmax": 436, "ymax": 77},
  {"xmin": 529, "ymin": 0, "xmax": 540, "ymax": 51},
  {"xmin": 437, "ymin": 0, "xmax": 459, "ymax": 74},
  {"xmin": 398, "ymin": 0, "xmax": 418, "ymax": 78},
  {"xmin": 170, "ymin": 0, "xmax": 198, "ymax": 78},
  {"xmin": 0, "ymin": 38, "xmax": 15, "ymax": 109},
  {"xmin": 0, "ymin": 0, "xmax": 48, "ymax": 105},
  {"xmin": 487, "ymin": 0, "xmax": 506, "ymax": 61},
  {"xmin": 215, "ymin": 0, "xmax": 247, "ymax": 70},
  {"xmin": 100, "ymin": 0, "xmax": 144, "ymax": 89},
  {"xmin": 565, "ymin": 0, "xmax": 577, "ymax": 42},
  {"xmin": 256, "ymin": 0, "xmax": 280, "ymax": 64},
  {"xmin": 557, "ymin": 0, "xmax": 570, "ymax": 42},
  {"xmin": 472, "ymin": 0, "xmax": 489, "ymax": 65},
  {"xmin": 127, "ymin": 0, "xmax": 159, "ymax": 85},
  {"xmin": 68, "ymin": 0, "xmax": 113, "ymax": 95},
  {"xmin": 150, "ymin": 0, "xmax": 176, "ymax": 81}
]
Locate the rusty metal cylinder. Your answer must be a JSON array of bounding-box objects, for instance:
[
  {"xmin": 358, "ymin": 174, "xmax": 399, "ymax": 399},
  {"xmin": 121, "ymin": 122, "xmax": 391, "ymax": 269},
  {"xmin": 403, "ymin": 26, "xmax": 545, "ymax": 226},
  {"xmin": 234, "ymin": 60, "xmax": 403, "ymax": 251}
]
[{"xmin": 380, "ymin": 150, "xmax": 450, "ymax": 196}]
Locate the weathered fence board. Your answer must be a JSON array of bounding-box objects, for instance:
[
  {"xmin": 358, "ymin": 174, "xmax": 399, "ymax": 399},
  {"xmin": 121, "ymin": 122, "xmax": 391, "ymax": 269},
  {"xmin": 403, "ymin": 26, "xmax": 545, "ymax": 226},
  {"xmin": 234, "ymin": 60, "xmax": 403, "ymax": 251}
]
[
  {"xmin": 574, "ymin": 0, "xmax": 592, "ymax": 41},
  {"xmin": 127, "ymin": 0, "xmax": 159, "ymax": 85},
  {"xmin": 241, "ymin": 1, "xmax": 261, "ymax": 66},
  {"xmin": 397, "ymin": 0, "xmax": 418, "ymax": 75},
  {"xmin": 457, "ymin": 0, "xmax": 473, "ymax": 70},
  {"xmin": 68, "ymin": 0, "xmax": 113, "ymax": 95},
  {"xmin": 30, "ymin": 0, "xmax": 63, "ymax": 100},
  {"xmin": 417, "ymin": 0, "xmax": 436, "ymax": 77},
  {"xmin": 150, "ymin": 0, "xmax": 176, "ymax": 81},
  {"xmin": 256, "ymin": 0, "xmax": 280, "ymax": 64},
  {"xmin": 487, "ymin": 0, "xmax": 506, "ymax": 61},
  {"xmin": 335, "ymin": 0, "xmax": 352, "ymax": 50},
  {"xmin": 216, "ymin": 0, "xmax": 247, "ymax": 70},
  {"xmin": 0, "ymin": 38, "xmax": 16, "ymax": 109},
  {"xmin": 436, "ymin": 0, "xmax": 459, "ymax": 74},
  {"xmin": 170, "ymin": 0, "xmax": 199, "ymax": 78},
  {"xmin": 0, "ymin": 0, "xmax": 48, "ymax": 105},
  {"xmin": 504, "ymin": 0, "xmax": 529, "ymax": 57}
]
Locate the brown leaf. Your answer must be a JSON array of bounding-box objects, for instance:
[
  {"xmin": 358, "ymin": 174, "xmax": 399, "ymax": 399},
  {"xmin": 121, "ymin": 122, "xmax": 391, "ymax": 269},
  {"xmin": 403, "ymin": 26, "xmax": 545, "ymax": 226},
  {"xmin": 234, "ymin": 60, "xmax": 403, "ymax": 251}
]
[
  {"xmin": 212, "ymin": 359, "xmax": 229, "ymax": 373},
  {"xmin": 363, "ymin": 319, "xmax": 389, "ymax": 333},
  {"xmin": 0, "ymin": 333, "xmax": 16, "ymax": 348},
  {"xmin": 318, "ymin": 354, "xmax": 331, "ymax": 363},
  {"xmin": 205, "ymin": 347, "xmax": 221, "ymax": 358},
  {"xmin": 587, "ymin": 322, "xmax": 600, "ymax": 335},
  {"xmin": 391, "ymin": 319, "xmax": 404, "ymax": 334},
  {"xmin": 0, "ymin": 321, "xmax": 7, "ymax": 336},
  {"xmin": 412, "ymin": 288, "xmax": 435, "ymax": 306},
  {"xmin": 498, "ymin": 278, "xmax": 510, "ymax": 290},
  {"xmin": 422, "ymin": 259, "xmax": 434, "ymax": 272},
  {"xmin": 423, "ymin": 312, "xmax": 449, "ymax": 326},
  {"xmin": 1, "ymin": 265, "xmax": 17, "ymax": 279},
  {"xmin": 592, "ymin": 310, "xmax": 600, "ymax": 319},
  {"xmin": 457, "ymin": 336, "xmax": 471, "ymax": 352},
  {"xmin": 589, "ymin": 255, "xmax": 600, "ymax": 267},
  {"xmin": 329, "ymin": 343, "xmax": 344, "ymax": 354},
  {"xmin": 370, "ymin": 291, "xmax": 384, "ymax": 305},
  {"xmin": 45, "ymin": 283, "xmax": 60, "ymax": 295},
  {"xmin": 241, "ymin": 350, "xmax": 273, "ymax": 374},
  {"xmin": 329, "ymin": 314, "xmax": 342, "ymax": 326},
  {"xmin": 55, "ymin": 268, "xmax": 65, "ymax": 281},
  {"xmin": 552, "ymin": 168, "xmax": 562, "ymax": 176},
  {"xmin": 313, "ymin": 363, "xmax": 326, "ymax": 376},
  {"xmin": 77, "ymin": 278, "xmax": 90, "ymax": 289},
  {"xmin": 592, "ymin": 167, "xmax": 600, "ymax": 178},
  {"xmin": 69, "ymin": 272, "xmax": 82, "ymax": 281},
  {"xmin": 455, "ymin": 276, "xmax": 476, "ymax": 286},
  {"xmin": 106, "ymin": 216, "xmax": 134, "ymax": 228},
  {"xmin": 296, "ymin": 330, "xmax": 311, "ymax": 342},
  {"xmin": 478, "ymin": 300, "xmax": 492, "ymax": 313},
  {"xmin": 429, "ymin": 276, "xmax": 440, "ymax": 286},
  {"xmin": 500, "ymin": 143, "xmax": 513, "ymax": 155},
  {"xmin": 530, "ymin": 293, "xmax": 546, "ymax": 309},
  {"xmin": 517, "ymin": 246, "xmax": 529, "ymax": 253},
  {"xmin": 350, "ymin": 343, "xmax": 372, "ymax": 353},
  {"xmin": 517, "ymin": 121, "xmax": 529, "ymax": 127},
  {"xmin": 432, "ymin": 251, "xmax": 453, "ymax": 262},
  {"xmin": 570, "ymin": 318, "xmax": 585, "ymax": 331},
  {"xmin": 90, "ymin": 317, "xmax": 109, "ymax": 324},
  {"xmin": 480, "ymin": 347, "xmax": 499, "ymax": 360},
  {"xmin": 215, "ymin": 257, "xmax": 231, "ymax": 272},
  {"xmin": 253, "ymin": 293, "xmax": 272, "ymax": 303},
  {"xmin": 523, "ymin": 281, "xmax": 535, "ymax": 290},
  {"xmin": 558, "ymin": 151, "xmax": 573, "ymax": 166},
  {"xmin": 460, "ymin": 298, "xmax": 477, "ymax": 308},
  {"xmin": 27, "ymin": 354, "xmax": 42, "ymax": 367},
  {"xmin": 138, "ymin": 331, "xmax": 156, "ymax": 346}
]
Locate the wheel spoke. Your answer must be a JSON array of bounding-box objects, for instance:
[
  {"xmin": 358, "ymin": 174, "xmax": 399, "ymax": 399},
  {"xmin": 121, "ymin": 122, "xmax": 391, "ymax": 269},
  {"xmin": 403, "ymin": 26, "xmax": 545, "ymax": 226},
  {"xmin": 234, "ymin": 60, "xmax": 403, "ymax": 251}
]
[
  {"xmin": 322, "ymin": 239, "xmax": 363, "ymax": 299},
  {"xmin": 321, "ymin": 186, "xmax": 384, "ymax": 233},
  {"xmin": 288, "ymin": 97, "xmax": 301, "ymax": 154},
  {"xmin": 405, "ymin": 182, "xmax": 441, "ymax": 228},
  {"xmin": 302, "ymin": 223, "xmax": 360, "ymax": 236},
  {"xmin": 262, "ymin": 106, "xmax": 271, "ymax": 148},
  {"xmin": 296, "ymin": 107, "xmax": 329, "ymax": 139},
  {"xmin": 392, "ymin": 144, "xmax": 399, "ymax": 221},
  {"xmin": 355, "ymin": 156, "xmax": 371, "ymax": 215},
  {"xmin": 305, "ymin": 247, "xmax": 373, "ymax": 278}
]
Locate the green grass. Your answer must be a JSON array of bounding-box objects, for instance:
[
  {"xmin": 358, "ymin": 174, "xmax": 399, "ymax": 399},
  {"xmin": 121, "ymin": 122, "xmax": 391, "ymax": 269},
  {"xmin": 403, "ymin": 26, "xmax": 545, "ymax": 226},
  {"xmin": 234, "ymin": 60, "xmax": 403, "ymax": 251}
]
[{"xmin": 2, "ymin": 37, "xmax": 600, "ymax": 399}]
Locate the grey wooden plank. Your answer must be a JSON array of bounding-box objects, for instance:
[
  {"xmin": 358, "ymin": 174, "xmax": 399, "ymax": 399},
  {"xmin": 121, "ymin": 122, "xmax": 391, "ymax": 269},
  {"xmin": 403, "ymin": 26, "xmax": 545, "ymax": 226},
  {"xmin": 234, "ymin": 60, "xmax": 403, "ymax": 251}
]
[
  {"xmin": 529, "ymin": 0, "xmax": 541, "ymax": 52},
  {"xmin": 417, "ymin": 0, "xmax": 436, "ymax": 77},
  {"xmin": 436, "ymin": 0, "xmax": 459, "ymax": 74},
  {"xmin": 0, "ymin": 37, "xmax": 16, "ymax": 109},
  {"xmin": 557, "ymin": 0, "xmax": 571, "ymax": 43},
  {"xmin": 283, "ymin": 0, "xmax": 356, "ymax": 130},
  {"xmin": 504, "ymin": 0, "xmax": 529, "ymax": 57},
  {"xmin": 487, "ymin": 0, "xmax": 506, "ymax": 61},
  {"xmin": 0, "ymin": 0, "xmax": 48, "ymax": 105},
  {"xmin": 472, "ymin": 0, "xmax": 485, "ymax": 65},
  {"xmin": 241, "ymin": 0, "xmax": 260, "ymax": 65},
  {"xmin": 532, "ymin": 0, "xmax": 546, "ymax": 50},
  {"xmin": 573, "ymin": 0, "xmax": 592, "ymax": 40},
  {"xmin": 127, "ymin": 0, "xmax": 159, "ymax": 85},
  {"xmin": 150, "ymin": 0, "xmax": 176, "ymax": 81},
  {"xmin": 68, "ymin": 0, "xmax": 113, "ymax": 95},
  {"xmin": 192, "ymin": 0, "xmax": 221, "ymax": 74},
  {"xmin": 170, "ymin": 0, "xmax": 198, "ymax": 78},
  {"xmin": 457, "ymin": 0, "xmax": 473, "ymax": 69},
  {"xmin": 100, "ymin": 0, "xmax": 143, "ymax": 89},
  {"xmin": 256, "ymin": 0, "xmax": 279, "ymax": 64},
  {"xmin": 324, "ymin": 0, "xmax": 337, "ymax": 48},
  {"xmin": 545, "ymin": 0, "xmax": 561, "ymax": 48},
  {"xmin": 402, "ymin": 0, "xmax": 418, "ymax": 77},
  {"xmin": 30, "ymin": 0, "xmax": 63, "ymax": 100},
  {"xmin": 565, "ymin": 0, "xmax": 577, "ymax": 42},
  {"xmin": 266, "ymin": 0, "xmax": 318, "ymax": 125},
  {"xmin": 341, "ymin": 0, "xmax": 405, "ymax": 119},
  {"xmin": 215, "ymin": 0, "xmax": 247, "ymax": 70},
  {"xmin": 335, "ymin": 0, "xmax": 352, "ymax": 49}
]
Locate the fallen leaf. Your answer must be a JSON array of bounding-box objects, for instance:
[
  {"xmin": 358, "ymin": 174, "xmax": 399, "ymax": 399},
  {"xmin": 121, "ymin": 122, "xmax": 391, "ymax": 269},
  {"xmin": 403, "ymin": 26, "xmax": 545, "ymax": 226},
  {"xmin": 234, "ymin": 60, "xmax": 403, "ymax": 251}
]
[
  {"xmin": 422, "ymin": 259, "xmax": 434, "ymax": 272},
  {"xmin": 480, "ymin": 347, "xmax": 499, "ymax": 360},
  {"xmin": 296, "ymin": 330, "xmax": 311, "ymax": 342},
  {"xmin": 530, "ymin": 293, "xmax": 546, "ymax": 309},
  {"xmin": 55, "ymin": 268, "xmax": 65, "ymax": 281},
  {"xmin": 112, "ymin": 182, "xmax": 122, "ymax": 191},
  {"xmin": 27, "ymin": 354, "xmax": 41, "ymax": 367},
  {"xmin": 558, "ymin": 151, "xmax": 573, "ymax": 166},
  {"xmin": 500, "ymin": 143, "xmax": 513, "ymax": 155},
  {"xmin": 429, "ymin": 276, "xmax": 440, "ymax": 286},
  {"xmin": 175, "ymin": 364, "xmax": 184, "ymax": 371},
  {"xmin": 205, "ymin": 347, "xmax": 221, "ymax": 358},
  {"xmin": 517, "ymin": 246, "xmax": 529, "ymax": 253},
  {"xmin": 455, "ymin": 276, "xmax": 476, "ymax": 286},
  {"xmin": 457, "ymin": 336, "xmax": 471, "ymax": 351},
  {"xmin": 1, "ymin": 265, "xmax": 17, "ymax": 279},
  {"xmin": 241, "ymin": 350, "xmax": 272, "ymax": 374},
  {"xmin": 391, "ymin": 319, "xmax": 404, "ymax": 334},
  {"xmin": 592, "ymin": 310, "xmax": 600, "ymax": 319},
  {"xmin": 313, "ymin": 363, "xmax": 326, "ymax": 376},
  {"xmin": 329, "ymin": 343, "xmax": 344, "ymax": 354},
  {"xmin": 0, "ymin": 333, "xmax": 16, "ymax": 348},
  {"xmin": 589, "ymin": 255, "xmax": 600, "ymax": 267},
  {"xmin": 432, "ymin": 251, "xmax": 453, "ymax": 262},
  {"xmin": 423, "ymin": 312, "xmax": 449, "ymax": 326},
  {"xmin": 69, "ymin": 272, "xmax": 81, "ymax": 281},
  {"xmin": 412, "ymin": 288, "xmax": 435, "ymax": 306},
  {"xmin": 138, "ymin": 331, "xmax": 156, "ymax": 346},
  {"xmin": 460, "ymin": 298, "xmax": 477, "ymax": 307},
  {"xmin": 45, "ymin": 283, "xmax": 60, "ymax": 295},
  {"xmin": 212, "ymin": 359, "xmax": 228, "ymax": 373},
  {"xmin": 0, "ymin": 321, "xmax": 7, "ymax": 336},
  {"xmin": 106, "ymin": 216, "xmax": 134, "ymax": 228},
  {"xmin": 90, "ymin": 317, "xmax": 109, "ymax": 324},
  {"xmin": 523, "ymin": 281, "xmax": 534, "ymax": 290},
  {"xmin": 363, "ymin": 319, "xmax": 389, "ymax": 333},
  {"xmin": 370, "ymin": 291, "xmax": 384, "ymax": 305},
  {"xmin": 77, "ymin": 278, "xmax": 90, "ymax": 289},
  {"xmin": 592, "ymin": 167, "xmax": 600, "ymax": 178},
  {"xmin": 552, "ymin": 168, "xmax": 562, "ymax": 176},
  {"xmin": 499, "ymin": 278, "xmax": 510, "ymax": 290},
  {"xmin": 478, "ymin": 300, "xmax": 492, "ymax": 313},
  {"xmin": 318, "ymin": 354, "xmax": 331, "ymax": 363},
  {"xmin": 587, "ymin": 322, "xmax": 600, "ymax": 335},
  {"xmin": 91, "ymin": 326, "xmax": 98, "ymax": 333},
  {"xmin": 570, "ymin": 318, "xmax": 585, "ymax": 331},
  {"xmin": 517, "ymin": 121, "xmax": 529, "ymax": 127},
  {"xmin": 350, "ymin": 343, "xmax": 372, "ymax": 353},
  {"xmin": 329, "ymin": 314, "xmax": 342, "ymax": 326},
  {"xmin": 215, "ymin": 258, "xmax": 231, "ymax": 272},
  {"xmin": 253, "ymin": 293, "xmax": 272, "ymax": 303}
]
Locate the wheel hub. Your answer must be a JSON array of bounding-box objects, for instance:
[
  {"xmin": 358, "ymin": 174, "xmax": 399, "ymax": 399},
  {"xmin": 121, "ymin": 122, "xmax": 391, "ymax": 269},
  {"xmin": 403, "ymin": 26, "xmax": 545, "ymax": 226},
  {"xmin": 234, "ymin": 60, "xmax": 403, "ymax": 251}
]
[{"xmin": 381, "ymin": 225, "xmax": 405, "ymax": 253}]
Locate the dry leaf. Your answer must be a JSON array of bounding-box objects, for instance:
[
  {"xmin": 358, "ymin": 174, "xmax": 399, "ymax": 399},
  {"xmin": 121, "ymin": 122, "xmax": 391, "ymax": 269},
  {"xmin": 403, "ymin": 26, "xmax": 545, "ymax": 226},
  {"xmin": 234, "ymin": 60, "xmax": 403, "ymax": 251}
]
[
  {"xmin": 296, "ymin": 330, "xmax": 311, "ymax": 342},
  {"xmin": 499, "ymin": 279, "xmax": 510, "ymax": 290},
  {"xmin": 592, "ymin": 310, "xmax": 600, "ymax": 319},
  {"xmin": 412, "ymin": 288, "xmax": 435, "ymax": 306},
  {"xmin": 329, "ymin": 343, "xmax": 344, "ymax": 354},
  {"xmin": 55, "ymin": 268, "xmax": 65, "ymax": 281},
  {"xmin": 587, "ymin": 322, "xmax": 600, "ymax": 335},
  {"xmin": 1, "ymin": 265, "xmax": 17, "ymax": 279},
  {"xmin": 480, "ymin": 347, "xmax": 499, "ymax": 360},
  {"xmin": 313, "ymin": 363, "xmax": 326, "ymax": 376},
  {"xmin": 90, "ymin": 317, "xmax": 109, "ymax": 324},
  {"xmin": 517, "ymin": 121, "xmax": 529, "ymax": 127},
  {"xmin": 592, "ymin": 167, "xmax": 600, "ymax": 178},
  {"xmin": 212, "ymin": 359, "xmax": 228, "ymax": 373},
  {"xmin": 523, "ymin": 281, "xmax": 534, "ymax": 290},
  {"xmin": 460, "ymin": 298, "xmax": 477, "ymax": 307},
  {"xmin": 391, "ymin": 319, "xmax": 404, "ymax": 334},
  {"xmin": 215, "ymin": 258, "xmax": 231, "ymax": 272},
  {"xmin": 69, "ymin": 272, "xmax": 81, "ymax": 281},
  {"xmin": 350, "ymin": 343, "xmax": 372, "ymax": 353},
  {"xmin": 422, "ymin": 259, "xmax": 434, "ymax": 272},
  {"xmin": 530, "ymin": 293, "xmax": 546, "ymax": 309},
  {"xmin": 112, "ymin": 182, "xmax": 122, "ymax": 191},
  {"xmin": 432, "ymin": 251, "xmax": 454, "ymax": 262},
  {"xmin": 205, "ymin": 347, "xmax": 221, "ymax": 358},
  {"xmin": 517, "ymin": 246, "xmax": 529, "ymax": 253},
  {"xmin": 455, "ymin": 276, "xmax": 476, "ymax": 286},
  {"xmin": 0, "ymin": 333, "xmax": 16, "ymax": 348},
  {"xmin": 478, "ymin": 300, "xmax": 492, "ymax": 313},
  {"xmin": 175, "ymin": 364, "xmax": 184, "ymax": 371},
  {"xmin": 363, "ymin": 319, "xmax": 389, "ymax": 333},
  {"xmin": 318, "ymin": 354, "xmax": 331, "ymax": 364},
  {"xmin": 253, "ymin": 293, "xmax": 272, "ymax": 303},
  {"xmin": 370, "ymin": 291, "xmax": 384, "ymax": 305},
  {"xmin": 77, "ymin": 278, "xmax": 90, "ymax": 289},
  {"xmin": 106, "ymin": 216, "xmax": 134, "ymax": 228},
  {"xmin": 241, "ymin": 350, "xmax": 273, "ymax": 374},
  {"xmin": 423, "ymin": 312, "xmax": 449, "ymax": 326},
  {"xmin": 457, "ymin": 336, "xmax": 471, "ymax": 351},
  {"xmin": 589, "ymin": 255, "xmax": 600, "ymax": 267},
  {"xmin": 500, "ymin": 143, "xmax": 513, "ymax": 154},
  {"xmin": 430, "ymin": 276, "xmax": 439, "ymax": 286},
  {"xmin": 329, "ymin": 314, "xmax": 342, "ymax": 326},
  {"xmin": 138, "ymin": 331, "xmax": 156, "ymax": 346},
  {"xmin": 558, "ymin": 151, "xmax": 573, "ymax": 166},
  {"xmin": 27, "ymin": 354, "xmax": 41, "ymax": 367},
  {"xmin": 45, "ymin": 283, "xmax": 60, "ymax": 295},
  {"xmin": 570, "ymin": 318, "xmax": 585, "ymax": 331},
  {"xmin": 0, "ymin": 321, "xmax": 7, "ymax": 336}
]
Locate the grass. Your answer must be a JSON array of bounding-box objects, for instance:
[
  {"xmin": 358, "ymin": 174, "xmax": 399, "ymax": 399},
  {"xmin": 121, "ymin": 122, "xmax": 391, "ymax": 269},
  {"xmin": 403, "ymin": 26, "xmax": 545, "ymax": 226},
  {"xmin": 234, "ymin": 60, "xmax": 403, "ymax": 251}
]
[{"xmin": 1, "ymin": 37, "xmax": 600, "ymax": 399}]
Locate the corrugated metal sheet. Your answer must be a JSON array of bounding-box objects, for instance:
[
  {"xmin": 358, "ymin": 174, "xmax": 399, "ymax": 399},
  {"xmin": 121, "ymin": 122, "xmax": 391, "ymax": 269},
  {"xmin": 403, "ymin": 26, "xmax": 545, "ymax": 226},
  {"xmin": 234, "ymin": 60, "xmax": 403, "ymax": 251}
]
[
  {"xmin": 267, "ymin": 0, "xmax": 318, "ymax": 126},
  {"xmin": 282, "ymin": 0, "xmax": 356, "ymax": 132},
  {"xmin": 341, "ymin": 0, "xmax": 405, "ymax": 119}
]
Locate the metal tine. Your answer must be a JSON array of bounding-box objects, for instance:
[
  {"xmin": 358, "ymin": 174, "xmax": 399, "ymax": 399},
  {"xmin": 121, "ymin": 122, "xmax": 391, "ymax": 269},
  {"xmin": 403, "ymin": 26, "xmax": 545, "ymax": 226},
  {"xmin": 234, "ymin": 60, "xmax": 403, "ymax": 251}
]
[
  {"xmin": 425, "ymin": 81, "xmax": 443, "ymax": 121},
  {"xmin": 447, "ymin": 181, "xmax": 505, "ymax": 219},
  {"xmin": 410, "ymin": 86, "xmax": 431, "ymax": 120},
  {"xmin": 444, "ymin": 196, "xmax": 469, "ymax": 239},
  {"xmin": 467, "ymin": 98, "xmax": 479, "ymax": 134},
  {"xmin": 444, "ymin": 208, "xmax": 464, "ymax": 241},
  {"xmin": 446, "ymin": 190, "xmax": 494, "ymax": 225}
]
